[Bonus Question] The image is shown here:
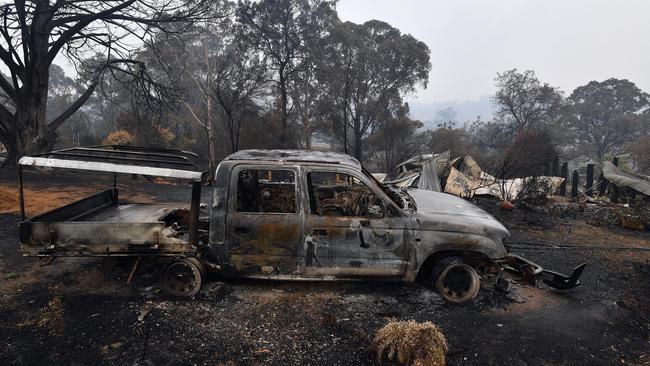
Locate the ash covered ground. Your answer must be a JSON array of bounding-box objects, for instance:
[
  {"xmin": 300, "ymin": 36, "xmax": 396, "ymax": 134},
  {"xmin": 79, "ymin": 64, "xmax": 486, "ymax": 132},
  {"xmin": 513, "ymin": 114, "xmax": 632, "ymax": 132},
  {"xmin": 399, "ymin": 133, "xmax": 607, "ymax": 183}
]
[{"xmin": 1, "ymin": 170, "xmax": 649, "ymax": 365}]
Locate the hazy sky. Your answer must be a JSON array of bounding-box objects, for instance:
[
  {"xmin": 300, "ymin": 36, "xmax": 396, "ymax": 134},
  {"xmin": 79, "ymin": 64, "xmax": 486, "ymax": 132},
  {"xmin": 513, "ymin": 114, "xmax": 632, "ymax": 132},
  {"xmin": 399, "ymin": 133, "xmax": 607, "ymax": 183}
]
[{"xmin": 338, "ymin": 0, "xmax": 650, "ymax": 103}]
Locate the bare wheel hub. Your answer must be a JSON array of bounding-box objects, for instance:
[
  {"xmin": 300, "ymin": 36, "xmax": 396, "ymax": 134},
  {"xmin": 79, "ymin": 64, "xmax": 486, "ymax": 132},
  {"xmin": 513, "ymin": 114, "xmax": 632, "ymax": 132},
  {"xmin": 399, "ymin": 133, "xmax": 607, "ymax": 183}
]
[
  {"xmin": 162, "ymin": 258, "xmax": 203, "ymax": 297},
  {"xmin": 435, "ymin": 263, "xmax": 480, "ymax": 304}
]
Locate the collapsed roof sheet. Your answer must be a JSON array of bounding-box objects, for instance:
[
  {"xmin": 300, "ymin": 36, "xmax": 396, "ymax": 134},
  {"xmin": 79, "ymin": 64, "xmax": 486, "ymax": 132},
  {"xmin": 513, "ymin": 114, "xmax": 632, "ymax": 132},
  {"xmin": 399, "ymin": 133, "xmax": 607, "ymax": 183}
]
[
  {"xmin": 602, "ymin": 161, "xmax": 650, "ymax": 196},
  {"xmin": 388, "ymin": 151, "xmax": 449, "ymax": 191}
]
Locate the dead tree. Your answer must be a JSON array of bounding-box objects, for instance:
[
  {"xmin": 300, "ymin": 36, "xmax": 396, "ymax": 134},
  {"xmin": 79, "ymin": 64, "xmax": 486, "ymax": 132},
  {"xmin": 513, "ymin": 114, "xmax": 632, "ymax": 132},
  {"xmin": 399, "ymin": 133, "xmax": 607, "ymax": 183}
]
[{"xmin": 0, "ymin": 0, "xmax": 215, "ymax": 166}]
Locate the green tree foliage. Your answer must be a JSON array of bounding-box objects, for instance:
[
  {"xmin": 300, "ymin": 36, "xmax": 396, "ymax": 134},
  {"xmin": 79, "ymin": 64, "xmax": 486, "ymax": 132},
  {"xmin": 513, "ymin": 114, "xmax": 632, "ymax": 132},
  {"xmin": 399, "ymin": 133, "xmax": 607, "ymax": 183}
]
[
  {"xmin": 237, "ymin": 0, "xmax": 338, "ymax": 148},
  {"xmin": 45, "ymin": 65, "xmax": 96, "ymax": 147},
  {"xmin": 493, "ymin": 69, "xmax": 564, "ymax": 133},
  {"xmin": 425, "ymin": 125, "xmax": 473, "ymax": 160},
  {"xmin": 150, "ymin": 9, "xmax": 268, "ymax": 173},
  {"xmin": 367, "ymin": 112, "xmax": 424, "ymax": 174},
  {"xmin": 566, "ymin": 78, "xmax": 649, "ymax": 159},
  {"xmin": 501, "ymin": 130, "xmax": 557, "ymax": 178},
  {"xmin": 318, "ymin": 20, "xmax": 431, "ymax": 160},
  {"xmin": 627, "ymin": 134, "xmax": 650, "ymax": 175}
]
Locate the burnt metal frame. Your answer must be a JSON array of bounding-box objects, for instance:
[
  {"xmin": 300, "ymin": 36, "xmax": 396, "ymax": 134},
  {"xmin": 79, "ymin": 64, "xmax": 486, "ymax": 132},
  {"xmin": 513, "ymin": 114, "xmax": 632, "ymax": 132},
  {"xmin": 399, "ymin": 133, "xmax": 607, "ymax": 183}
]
[
  {"xmin": 35, "ymin": 145, "xmax": 198, "ymax": 169},
  {"xmin": 18, "ymin": 146, "xmax": 205, "ymax": 247},
  {"xmin": 231, "ymin": 166, "xmax": 300, "ymax": 215}
]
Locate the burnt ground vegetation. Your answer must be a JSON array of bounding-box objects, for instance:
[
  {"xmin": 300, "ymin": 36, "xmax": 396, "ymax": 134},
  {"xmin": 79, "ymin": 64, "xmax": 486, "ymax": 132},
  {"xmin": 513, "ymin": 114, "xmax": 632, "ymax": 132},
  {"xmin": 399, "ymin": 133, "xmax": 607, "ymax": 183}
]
[{"xmin": 0, "ymin": 170, "xmax": 649, "ymax": 365}]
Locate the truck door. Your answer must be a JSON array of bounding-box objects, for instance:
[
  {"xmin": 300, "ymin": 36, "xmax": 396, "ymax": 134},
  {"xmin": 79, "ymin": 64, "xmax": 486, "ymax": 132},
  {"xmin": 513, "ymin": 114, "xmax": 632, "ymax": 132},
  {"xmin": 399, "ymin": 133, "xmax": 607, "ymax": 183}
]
[
  {"xmin": 302, "ymin": 169, "xmax": 408, "ymax": 278},
  {"xmin": 225, "ymin": 166, "xmax": 302, "ymax": 276}
]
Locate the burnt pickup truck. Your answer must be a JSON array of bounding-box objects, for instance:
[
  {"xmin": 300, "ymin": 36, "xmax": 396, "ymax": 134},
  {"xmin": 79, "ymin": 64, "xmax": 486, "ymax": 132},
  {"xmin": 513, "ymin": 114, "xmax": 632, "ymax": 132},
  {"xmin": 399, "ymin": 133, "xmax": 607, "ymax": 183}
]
[{"xmin": 18, "ymin": 147, "xmax": 585, "ymax": 304}]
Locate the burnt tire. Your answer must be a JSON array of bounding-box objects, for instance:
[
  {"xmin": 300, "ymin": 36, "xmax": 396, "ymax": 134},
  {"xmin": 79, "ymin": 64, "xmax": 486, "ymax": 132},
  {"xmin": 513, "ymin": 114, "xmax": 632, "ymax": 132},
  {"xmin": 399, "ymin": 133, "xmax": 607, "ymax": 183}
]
[
  {"xmin": 161, "ymin": 258, "xmax": 204, "ymax": 298},
  {"xmin": 432, "ymin": 258, "xmax": 480, "ymax": 305}
]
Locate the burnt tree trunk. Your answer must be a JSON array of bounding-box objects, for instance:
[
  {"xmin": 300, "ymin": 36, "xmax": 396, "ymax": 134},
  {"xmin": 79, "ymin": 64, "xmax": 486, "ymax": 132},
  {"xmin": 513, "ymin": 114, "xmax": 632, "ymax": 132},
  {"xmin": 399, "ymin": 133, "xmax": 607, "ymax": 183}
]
[
  {"xmin": 14, "ymin": 50, "xmax": 52, "ymax": 162},
  {"xmin": 278, "ymin": 63, "xmax": 290, "ymax": 148},
  {"xmin": 352, "ymin": 115, "xmax": 363, "ymax": 161},
  {"xmin": 3, "ymin": 0, "xmax": 53, "ymax": 165},
  {"xmin": 598, "ymin": 174, "xmax": 608, "ymax": 196},
  {"xmin": 303, "ymin": 108, "xmax": 311, "ymax": 150}
]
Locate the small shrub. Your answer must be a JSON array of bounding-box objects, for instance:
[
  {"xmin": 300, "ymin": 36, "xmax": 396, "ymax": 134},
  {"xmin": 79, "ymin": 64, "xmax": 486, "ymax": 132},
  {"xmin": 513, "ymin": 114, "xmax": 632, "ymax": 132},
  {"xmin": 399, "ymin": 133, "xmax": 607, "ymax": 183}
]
[
  {"xmin": 374, "ymin": 319, "xmax": 448, "ymax": 366},
  {"xmin": 158, "ymin": 127, "xmax": 176, "ymax": 145},
  {"xmin": 103, "ymin": 130, "xmax": 135, "ymax": 146}
]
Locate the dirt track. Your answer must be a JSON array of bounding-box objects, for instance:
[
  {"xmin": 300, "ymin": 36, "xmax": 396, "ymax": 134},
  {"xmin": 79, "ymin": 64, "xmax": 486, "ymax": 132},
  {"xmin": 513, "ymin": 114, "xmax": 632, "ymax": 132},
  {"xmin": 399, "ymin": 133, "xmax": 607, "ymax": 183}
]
[{"xmin": 1, "ymin": 169, "xmax": 649, "ymax": 365}]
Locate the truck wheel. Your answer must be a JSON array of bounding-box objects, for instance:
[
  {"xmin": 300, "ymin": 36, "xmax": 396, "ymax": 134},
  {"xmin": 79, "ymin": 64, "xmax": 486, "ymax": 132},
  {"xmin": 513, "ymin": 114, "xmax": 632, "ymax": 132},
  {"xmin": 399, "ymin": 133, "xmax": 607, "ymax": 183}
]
[
  {"xmin": 161, "ymin": 258, "xmax": 204, "ymax": 297},
  {"xmin": 433, "ymin": 258, "xmax": 480, "ymax": 305},
  {"xmin": 185, "ymin": 257, "xmax": 206, "ymax": 279}
]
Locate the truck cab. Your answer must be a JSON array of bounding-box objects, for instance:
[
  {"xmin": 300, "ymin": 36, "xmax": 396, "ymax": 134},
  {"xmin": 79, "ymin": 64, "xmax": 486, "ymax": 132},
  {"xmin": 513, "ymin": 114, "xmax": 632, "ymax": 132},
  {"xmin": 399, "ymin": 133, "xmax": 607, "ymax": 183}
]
[
  {"xmin": 209, "ymin": 150, "xmax": 413, "ymax": 278},
  {"xmin": 207, "ymin": 150, "xmax": 518, "ymax": 303}
]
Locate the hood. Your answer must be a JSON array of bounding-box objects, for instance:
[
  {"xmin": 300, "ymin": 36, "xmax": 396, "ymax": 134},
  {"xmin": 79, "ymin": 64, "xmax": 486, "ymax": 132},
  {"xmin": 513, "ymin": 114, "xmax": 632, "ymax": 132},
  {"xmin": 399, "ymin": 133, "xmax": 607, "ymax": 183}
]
[{"xmin": 407, "ymin": 189, "xmax": 510, "ymax": 240}]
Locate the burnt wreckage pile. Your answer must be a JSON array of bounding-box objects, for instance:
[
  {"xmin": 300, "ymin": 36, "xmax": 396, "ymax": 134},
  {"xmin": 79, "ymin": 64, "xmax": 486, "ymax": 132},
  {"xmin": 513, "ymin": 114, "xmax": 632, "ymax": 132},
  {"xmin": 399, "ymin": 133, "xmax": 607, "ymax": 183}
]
[{"xmin": 388, "ymin": 151, "xmax": 650, "ymax": 230}]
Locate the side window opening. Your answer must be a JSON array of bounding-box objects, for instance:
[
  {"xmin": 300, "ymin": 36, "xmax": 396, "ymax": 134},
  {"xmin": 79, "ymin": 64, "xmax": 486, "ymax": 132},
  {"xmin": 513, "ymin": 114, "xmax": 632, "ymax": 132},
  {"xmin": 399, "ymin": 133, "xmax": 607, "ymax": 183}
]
[
  {"xmin": 307, "ymin": 171, "xmax": 384, "ymax": 218},
  {"xmin": 237, "ymin": 169, "xmax": 296, "ymax": 213}
]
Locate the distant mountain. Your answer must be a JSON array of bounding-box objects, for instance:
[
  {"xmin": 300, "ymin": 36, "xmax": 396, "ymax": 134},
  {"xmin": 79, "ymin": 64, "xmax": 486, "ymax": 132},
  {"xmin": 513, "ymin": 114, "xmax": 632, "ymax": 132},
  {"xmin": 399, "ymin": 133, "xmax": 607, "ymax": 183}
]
[{"xmin": 408, "ymin": 96, "xmax": 495, "ymax": 129}]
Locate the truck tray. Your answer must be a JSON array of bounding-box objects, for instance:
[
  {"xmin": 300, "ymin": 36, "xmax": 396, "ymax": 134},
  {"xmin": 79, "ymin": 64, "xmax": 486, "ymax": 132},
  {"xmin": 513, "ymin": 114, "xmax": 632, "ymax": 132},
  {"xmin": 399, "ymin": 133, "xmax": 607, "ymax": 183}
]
[
  {"xmin": 74, "ymin": 203, "xmax": 189, "ymax": 223},
  {"xmin": 19, "ymin": 190, "xmax": 194, "ymax": 257}
]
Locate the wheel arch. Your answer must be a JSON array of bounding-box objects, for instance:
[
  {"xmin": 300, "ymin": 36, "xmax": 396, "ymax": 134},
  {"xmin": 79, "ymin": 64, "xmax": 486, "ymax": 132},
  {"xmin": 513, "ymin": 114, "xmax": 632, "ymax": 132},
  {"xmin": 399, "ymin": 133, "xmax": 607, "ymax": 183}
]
[{"xmin": 415, "ymin": 249, "xmax": 493, "ymax": 282}]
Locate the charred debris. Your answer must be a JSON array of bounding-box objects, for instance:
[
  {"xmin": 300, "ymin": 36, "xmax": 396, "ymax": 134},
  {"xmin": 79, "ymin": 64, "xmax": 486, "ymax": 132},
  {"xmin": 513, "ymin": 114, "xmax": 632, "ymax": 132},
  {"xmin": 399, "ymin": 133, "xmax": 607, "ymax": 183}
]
[{"xmin": 386, "ymin": 151, "xmax": 650, "ymax": 231}]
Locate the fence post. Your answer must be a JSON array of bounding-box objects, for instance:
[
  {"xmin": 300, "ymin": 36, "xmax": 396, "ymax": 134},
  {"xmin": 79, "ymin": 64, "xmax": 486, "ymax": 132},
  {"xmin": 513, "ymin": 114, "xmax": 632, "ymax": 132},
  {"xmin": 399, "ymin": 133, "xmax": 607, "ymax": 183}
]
[
  {"xmin": 571, "ymin": 170, "xmax": 579, "ymax": 199},
  {"xmin": 598, "ymin": 174, "xmax": 608, "ymax": 196},
  {"xmin": 628, "ymin": 188, "xmax": 636, "ymax": 202},
  {"xmin": 585, "ymin": 164, "xmax": 594, "ymax": 197},
  {"xmin": 559, "ymin": 162, "xmax": 568, "ymax": 196},
  {"xmin": 552, "ymin": 156, "xmax": 560, "ymax": 176},
  {"xmin": 544, "ymin": 163, "xmax": 550, "ymax": 176},
  {"xmin": 610, "ymin": 157, "xmax": 620, "ymax": 203},
  {"xmin": 610, "ymin": 184, "xmax": 620, "ymax": 203}
]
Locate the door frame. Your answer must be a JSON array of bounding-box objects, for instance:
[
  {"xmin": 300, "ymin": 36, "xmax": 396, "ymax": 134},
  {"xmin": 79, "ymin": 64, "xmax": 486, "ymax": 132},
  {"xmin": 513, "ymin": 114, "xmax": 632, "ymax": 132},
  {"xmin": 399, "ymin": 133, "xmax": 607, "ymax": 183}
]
[
  {"xmin": 299, "ymin": 165, "xmax": 409, "ymax": 278},
  {"xmin": 224, "ymin": 164, "xmax": 304, "ymax": 276}
]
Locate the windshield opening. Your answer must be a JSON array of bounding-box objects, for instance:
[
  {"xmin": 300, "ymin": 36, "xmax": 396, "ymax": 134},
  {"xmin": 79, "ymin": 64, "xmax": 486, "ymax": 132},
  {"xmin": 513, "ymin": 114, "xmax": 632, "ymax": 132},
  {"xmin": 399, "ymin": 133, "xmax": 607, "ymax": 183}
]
[{"xmin": 361, "ymin": 167, "xmax": 417, "ymax": 213}]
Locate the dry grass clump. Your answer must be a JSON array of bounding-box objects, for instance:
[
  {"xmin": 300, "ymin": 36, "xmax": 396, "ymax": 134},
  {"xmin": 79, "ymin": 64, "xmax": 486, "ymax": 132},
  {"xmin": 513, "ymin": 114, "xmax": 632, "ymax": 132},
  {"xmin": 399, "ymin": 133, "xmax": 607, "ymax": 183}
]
[{"xmin": 374, "ymin": 319, "xmax": 448, "ymax": 366}]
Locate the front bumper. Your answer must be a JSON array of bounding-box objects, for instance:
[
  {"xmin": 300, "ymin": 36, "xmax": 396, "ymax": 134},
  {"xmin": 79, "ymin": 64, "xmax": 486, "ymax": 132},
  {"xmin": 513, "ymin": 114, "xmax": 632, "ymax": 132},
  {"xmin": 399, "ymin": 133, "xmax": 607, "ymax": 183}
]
[{"xmin": 496, "ymin": 254, "xmax": 586, "ymax": 290}]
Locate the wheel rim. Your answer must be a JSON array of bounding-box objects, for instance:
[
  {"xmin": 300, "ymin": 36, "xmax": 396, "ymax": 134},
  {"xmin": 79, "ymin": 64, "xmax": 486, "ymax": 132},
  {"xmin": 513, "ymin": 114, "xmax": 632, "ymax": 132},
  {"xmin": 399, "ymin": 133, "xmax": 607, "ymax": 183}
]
[
  {"xmin": 163, "ymin": 260, "xmax": 202, "ymax": 297},
  {"xmin": 436, "ymin": 263, "xmax": 479, "ymax": 304}
]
